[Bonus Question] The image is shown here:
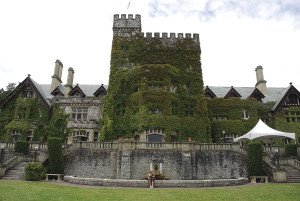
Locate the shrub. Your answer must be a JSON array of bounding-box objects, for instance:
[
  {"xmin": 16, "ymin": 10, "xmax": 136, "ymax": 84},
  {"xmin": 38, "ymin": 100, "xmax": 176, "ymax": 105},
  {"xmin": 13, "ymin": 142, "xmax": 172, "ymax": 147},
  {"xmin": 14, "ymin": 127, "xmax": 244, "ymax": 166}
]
[
  {"xmin": 15, "ymin": 141, "xmax": 29, "ymax": 155},
  {"xmin": 285, "ymin": 144, "xmax": 298, "ymax": 157},
  {"xmin": 48, "ymin": 137, "xmax": 64, "ymax": 174},
  {"xmin": 247, "ymin": 141, "xmax": 263, "ymax": 176},
  {"xmin": 25, "ymin": 162, "xmax": 45, "ymax": 181}
]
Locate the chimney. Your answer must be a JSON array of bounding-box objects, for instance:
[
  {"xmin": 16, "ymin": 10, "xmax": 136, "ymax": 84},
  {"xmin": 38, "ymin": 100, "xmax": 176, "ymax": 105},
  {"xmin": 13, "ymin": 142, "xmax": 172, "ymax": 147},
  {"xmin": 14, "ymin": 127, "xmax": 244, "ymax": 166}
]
[
  {"xmin": 51, "ymin": 59, "xmax": 63, "ymax": 92},
  {"xmin": 255, "ymin": 65, "xmax": 267, "ymax": 96},
  {"xmin": 64, "ymin": 67, "xmax": 75, "ymax": 97}
]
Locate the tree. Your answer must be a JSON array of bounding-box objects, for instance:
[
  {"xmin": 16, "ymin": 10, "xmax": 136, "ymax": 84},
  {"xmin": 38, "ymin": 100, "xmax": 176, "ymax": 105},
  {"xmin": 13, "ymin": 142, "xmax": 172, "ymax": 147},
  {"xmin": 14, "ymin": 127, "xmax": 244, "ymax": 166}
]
[
  {"xmin": 0, "ymin": 83, "xmax": 16, "ymax": 101},
  {"xmin": 6, "ymin": 83, "xmax": 16, "ymax": 92},
  {"xmin": 48, "ymin": 104, "xmax": 69, "ymax": 140}
]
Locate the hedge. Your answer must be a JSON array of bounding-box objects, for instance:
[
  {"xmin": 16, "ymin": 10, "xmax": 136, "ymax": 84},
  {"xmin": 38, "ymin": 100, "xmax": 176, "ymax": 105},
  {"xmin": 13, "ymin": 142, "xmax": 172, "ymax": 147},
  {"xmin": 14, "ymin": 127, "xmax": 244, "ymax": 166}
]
[
  {"xmin": 25, "ymin": 162, "xmax": 45, "ymax": 181},
  {"xmin": 285, "ymin": 143, "xmax": 298, "ymax": 157},
  {"xmin": 247, "ymin": 141, "xmax": 263, "ymax": 176},
  {"xmin": 48, "ymin": 137, "xmax": 64, "ymax": 174},
  {"xmin": 14, "ymin": 140, "xmax": 29, "ymax": 155}
]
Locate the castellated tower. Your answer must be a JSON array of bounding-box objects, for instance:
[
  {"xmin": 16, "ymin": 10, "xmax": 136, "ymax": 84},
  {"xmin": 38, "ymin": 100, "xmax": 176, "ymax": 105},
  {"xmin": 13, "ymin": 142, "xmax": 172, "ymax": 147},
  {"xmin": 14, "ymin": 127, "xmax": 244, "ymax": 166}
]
[
  {"xmin": 113, "ymin": 14, "xmax": 141, "ymax": 37},
  {"xmin": 101, "ymin": 14, "xmax": 210, "ymax": 142}
]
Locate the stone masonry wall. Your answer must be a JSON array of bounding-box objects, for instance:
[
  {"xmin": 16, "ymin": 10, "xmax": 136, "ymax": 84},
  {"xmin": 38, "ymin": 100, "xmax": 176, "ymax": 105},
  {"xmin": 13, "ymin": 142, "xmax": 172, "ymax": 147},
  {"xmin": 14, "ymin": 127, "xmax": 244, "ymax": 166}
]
[
  {"xmin": 64, "ymin": 145, "xmax": 247, "ymax": 180},
  {"xmin": 64, "ymin": 149, "xmax": 118, "ymax": 179}
]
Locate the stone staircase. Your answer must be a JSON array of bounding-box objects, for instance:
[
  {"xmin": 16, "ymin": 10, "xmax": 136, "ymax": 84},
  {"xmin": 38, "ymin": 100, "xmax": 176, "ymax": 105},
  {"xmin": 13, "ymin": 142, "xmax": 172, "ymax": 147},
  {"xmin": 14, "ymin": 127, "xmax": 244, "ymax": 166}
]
[
  {"xmin": 1, "ymin": 162, "xmax": 27, "ymax": 180},
  {"xmin": 283, "ymin": 165, "xmax": 300, "ymax": 183}
]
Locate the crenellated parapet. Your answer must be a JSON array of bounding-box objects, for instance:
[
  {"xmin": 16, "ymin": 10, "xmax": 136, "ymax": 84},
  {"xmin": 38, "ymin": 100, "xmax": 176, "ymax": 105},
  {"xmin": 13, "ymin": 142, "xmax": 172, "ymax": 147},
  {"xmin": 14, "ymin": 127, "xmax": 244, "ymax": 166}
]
[
  {"xmin": 112, "ymin": 14, "xmax": 200, "ymax": 44},
  {"xmin": 140, "ymin": 32, "xmax": 199, "ymax": 43},
  {"xmin": 113, "ymin": 14, "xmax": 141, "ymax": 37}
]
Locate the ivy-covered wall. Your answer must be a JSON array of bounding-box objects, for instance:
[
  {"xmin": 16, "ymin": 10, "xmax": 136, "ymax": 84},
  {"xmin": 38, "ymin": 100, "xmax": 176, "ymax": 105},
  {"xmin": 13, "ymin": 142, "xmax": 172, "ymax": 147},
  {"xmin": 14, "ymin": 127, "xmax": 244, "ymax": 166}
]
[
  {"xmin": 273, "ymin": 108, "xmax": 300, "ymax": 143},
  {"xmin": 0, "ymin": 97, "xmax": 50, "ymax": 142},
  {"xmin": 101, "ymin": 34, "xmax": 210, "ymax": 142},
  {"xmin": 207, "ymin": 98, "xmax": 259, "ymax": 142},
  {"xmin": 0, "ymin": 98, "xmax": 17, "ymax": 141}
]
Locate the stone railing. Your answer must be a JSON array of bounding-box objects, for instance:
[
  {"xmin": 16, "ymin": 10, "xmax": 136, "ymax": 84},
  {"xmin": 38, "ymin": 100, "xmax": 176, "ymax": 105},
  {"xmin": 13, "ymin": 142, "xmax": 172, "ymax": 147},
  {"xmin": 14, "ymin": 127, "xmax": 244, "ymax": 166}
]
[
  {"xmin": 72, "ymin": 142, "xmax": 117, "ymax": 149},
  {"xmin": 68, "ymin": 142, "xmax": 246, "ymax": 153},
  {"xmin": 0, "ymin": 155, "xmax": 32, "ymax": 178},
  {"xmin": 0, "ymin": 142, "xmax": 15, "ymax": 149},
  {"xmin": 262, "ymin": 158, "xmax": 286, "ymax": 182},
  {"xmin": 0, "ymin": 142, "xmax": 47, "ymax": 150},
  {"xmin": 263, "ymin": 146, "xmax": 285, "ymax": 154},
  {"xmin": 0, "ymin": 156, "xmax": 18, "ymax": 178},
  {"xmin": 280, "ymin": 158, "xmax": 300, "ymax": 170}
]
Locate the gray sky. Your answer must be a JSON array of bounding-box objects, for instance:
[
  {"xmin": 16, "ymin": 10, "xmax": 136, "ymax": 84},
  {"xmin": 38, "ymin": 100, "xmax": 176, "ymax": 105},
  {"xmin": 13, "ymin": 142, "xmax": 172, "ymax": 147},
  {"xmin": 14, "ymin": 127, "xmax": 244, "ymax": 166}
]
[{"xmin": 1, "ymin": 0, "xmax": 300, "ymax": 90}]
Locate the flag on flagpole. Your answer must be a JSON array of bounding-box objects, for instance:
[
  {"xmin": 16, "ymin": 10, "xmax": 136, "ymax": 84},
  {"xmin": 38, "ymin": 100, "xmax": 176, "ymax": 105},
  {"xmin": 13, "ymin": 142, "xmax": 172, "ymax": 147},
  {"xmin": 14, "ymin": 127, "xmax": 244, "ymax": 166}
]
[{"xmin": 127, "ymin": 1, "xmax": 130, "ymax": 9}]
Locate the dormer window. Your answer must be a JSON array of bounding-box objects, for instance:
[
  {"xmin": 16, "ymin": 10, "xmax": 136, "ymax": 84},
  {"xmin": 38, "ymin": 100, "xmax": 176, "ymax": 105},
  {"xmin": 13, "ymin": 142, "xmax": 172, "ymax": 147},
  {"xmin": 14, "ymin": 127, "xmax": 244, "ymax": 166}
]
[
  {"xmin": 69, "ymin": 85, "xmax": 86, "ymax": 98},
  {"xmin": 94, "ymin": 84, "xmax": 107, "ymax": 97}
]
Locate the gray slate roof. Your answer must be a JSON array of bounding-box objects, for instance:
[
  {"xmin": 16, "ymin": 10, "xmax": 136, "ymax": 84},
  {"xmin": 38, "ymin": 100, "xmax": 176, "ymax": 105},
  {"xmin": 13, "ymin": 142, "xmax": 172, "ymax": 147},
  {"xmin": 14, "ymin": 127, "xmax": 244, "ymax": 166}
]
[
  {"xmin": 206, "ymin": 86, "xmax": 287, "ymax": 104},
  {"xmin": 40, "ymin": 84, "xmax": 108, "ymax": 100}
]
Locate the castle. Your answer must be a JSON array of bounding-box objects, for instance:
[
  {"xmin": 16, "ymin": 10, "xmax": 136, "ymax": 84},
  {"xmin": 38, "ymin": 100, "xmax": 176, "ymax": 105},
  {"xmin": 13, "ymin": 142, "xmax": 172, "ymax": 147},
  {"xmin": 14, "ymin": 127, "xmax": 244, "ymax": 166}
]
[{"xmin": 0, "ymin": 14, "xmax": 300, "ymax": 144}]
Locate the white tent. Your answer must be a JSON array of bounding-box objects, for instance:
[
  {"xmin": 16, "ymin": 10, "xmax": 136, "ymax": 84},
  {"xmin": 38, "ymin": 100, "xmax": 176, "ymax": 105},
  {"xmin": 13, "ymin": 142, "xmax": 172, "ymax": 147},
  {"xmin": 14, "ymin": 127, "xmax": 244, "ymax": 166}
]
[{"xmin": 234, "ymin": 119, "xmax": 295, "ymax": 142}]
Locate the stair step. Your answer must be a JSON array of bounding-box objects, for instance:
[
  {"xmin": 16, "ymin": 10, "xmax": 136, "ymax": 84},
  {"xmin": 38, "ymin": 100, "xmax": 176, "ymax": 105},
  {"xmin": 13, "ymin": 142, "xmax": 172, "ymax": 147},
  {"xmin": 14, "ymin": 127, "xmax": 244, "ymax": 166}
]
[{"xmin": 1, "ymin": 162, "xmax": 27, "ymax": 180}]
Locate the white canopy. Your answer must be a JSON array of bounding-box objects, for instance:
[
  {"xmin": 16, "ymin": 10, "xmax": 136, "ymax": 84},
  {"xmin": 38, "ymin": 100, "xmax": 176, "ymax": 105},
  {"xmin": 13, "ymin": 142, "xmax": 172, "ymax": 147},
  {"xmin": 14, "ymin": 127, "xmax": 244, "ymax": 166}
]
[{"xmin": 234, "ymin": 119, "xmax": 295, "ymax": 142}]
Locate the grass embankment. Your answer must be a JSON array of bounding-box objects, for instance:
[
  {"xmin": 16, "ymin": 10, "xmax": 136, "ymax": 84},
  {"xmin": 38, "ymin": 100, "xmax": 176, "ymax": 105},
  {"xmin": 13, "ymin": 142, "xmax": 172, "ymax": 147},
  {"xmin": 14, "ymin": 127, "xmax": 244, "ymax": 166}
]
[{"xmin": 0, "ymin": 180, "xmax": 299, "ymax": 201}]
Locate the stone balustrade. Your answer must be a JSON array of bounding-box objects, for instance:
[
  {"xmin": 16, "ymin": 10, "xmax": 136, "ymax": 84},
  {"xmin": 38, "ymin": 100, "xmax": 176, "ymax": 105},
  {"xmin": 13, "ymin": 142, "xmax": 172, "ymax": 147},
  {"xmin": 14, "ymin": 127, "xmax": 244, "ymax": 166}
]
[
  {"xmin": 69, "ymin": 142, "xmax": 244, "ymax": 153},
  {"xmin": 0, "ymin": 142, "xmax": 47, "ymax": 150},
  {"xmin": 263, "ymin": 146, "xmax": 285, "ymax": 154}
]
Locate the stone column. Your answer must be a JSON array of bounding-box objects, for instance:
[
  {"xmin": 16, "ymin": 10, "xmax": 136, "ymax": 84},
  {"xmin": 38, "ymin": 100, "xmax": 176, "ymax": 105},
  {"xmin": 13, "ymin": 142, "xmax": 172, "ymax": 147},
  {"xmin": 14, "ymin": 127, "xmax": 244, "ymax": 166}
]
[
  {"xmin": 117, "ymin": 142, "xmax": 133, "ymax": 179},
  {"xmin": 181, "ymin": 152, "xmax": 192, "ymax": 180},
  {"xmin": 120, "ymin": 150, "xmax": 132, "ymax": 179},
  {"xmin": 88, "ymin": 130, "xmax": 94, "ymax": 142}
]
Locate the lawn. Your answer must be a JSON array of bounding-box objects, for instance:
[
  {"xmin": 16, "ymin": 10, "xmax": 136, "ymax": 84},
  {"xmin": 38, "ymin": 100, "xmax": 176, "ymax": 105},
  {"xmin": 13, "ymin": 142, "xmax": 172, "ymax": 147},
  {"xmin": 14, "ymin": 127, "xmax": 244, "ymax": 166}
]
[{"xmin": 0, "ymin": 180, "xmax": 299, "ymax": 201}]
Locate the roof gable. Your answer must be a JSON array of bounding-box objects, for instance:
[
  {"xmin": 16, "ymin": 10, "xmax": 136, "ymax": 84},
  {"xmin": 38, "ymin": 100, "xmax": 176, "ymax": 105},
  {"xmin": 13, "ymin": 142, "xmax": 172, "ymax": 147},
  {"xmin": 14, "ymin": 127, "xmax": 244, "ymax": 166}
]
[
  {"xmin": 93, "ymin": 84, "xmax": 107, "ymax": 97},
  {"xmin": 248, "ymin": 88, "xmax": 265, "ymax": 102},
  {"xmin": 272, "ymin": 84, "xmax": 300, "ymax": 112},
  {"xmin": 69, "ymin": 84, "xmax": 86, "ymax": 97},
  {"xmin": 204, "ymin": 86, "xmax": 216, "ymax": 99},
  {"xmin": 224, "ymin": 87, "xmax": 241, "ymax": 99},
  {"xmin": 0, "ymin": 75, "xmax": 50, "ymax": 109},
  {"xmin": 50, "ymin": 86, "xmax": 64, "ymax": 97}
]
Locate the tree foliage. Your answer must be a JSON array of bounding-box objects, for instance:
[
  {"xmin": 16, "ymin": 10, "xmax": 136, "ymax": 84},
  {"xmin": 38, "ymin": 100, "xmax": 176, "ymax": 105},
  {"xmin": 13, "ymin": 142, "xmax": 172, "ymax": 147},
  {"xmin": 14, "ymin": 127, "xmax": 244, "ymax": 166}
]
[
  {"xmin": 48, "ymin": 104, "xmax": 69, "ymax": 140},
  {"xmin": 247, "ymin": 141, "xmax": 263, "ymax": 176},
  {"xmin": 48, "ymin": 137, "xmax": 64, "ymax": 174}
]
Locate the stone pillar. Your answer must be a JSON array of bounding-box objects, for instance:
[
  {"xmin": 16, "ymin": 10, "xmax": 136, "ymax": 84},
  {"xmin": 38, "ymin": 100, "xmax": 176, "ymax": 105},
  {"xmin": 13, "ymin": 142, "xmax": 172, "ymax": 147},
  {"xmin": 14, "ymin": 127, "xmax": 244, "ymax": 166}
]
[
  {"xmin": 117, "ymin": 142, "xmax": 133, "ymax": 179},
  {"xmin": 120, "ymin": 150, "xmax": 132, "ymax": 179},
  {"xmin": 88, "ymin": 130, "xmax": 94, "ymax": 142},
  {"xmin": 181, "ymin": 152, "xmax": 192, "ymax": 180},
  {"xmin": 273, "ymin": 170, "xmax": 286, "ymax": 182}
]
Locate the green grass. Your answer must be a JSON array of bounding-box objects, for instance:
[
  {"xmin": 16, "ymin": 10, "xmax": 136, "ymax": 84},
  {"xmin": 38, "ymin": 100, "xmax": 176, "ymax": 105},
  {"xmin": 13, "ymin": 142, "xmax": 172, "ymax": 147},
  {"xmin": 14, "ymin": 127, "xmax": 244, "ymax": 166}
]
[{"xmin": 0, "ymin": 180, "xmax": 299, "ymax": 201}]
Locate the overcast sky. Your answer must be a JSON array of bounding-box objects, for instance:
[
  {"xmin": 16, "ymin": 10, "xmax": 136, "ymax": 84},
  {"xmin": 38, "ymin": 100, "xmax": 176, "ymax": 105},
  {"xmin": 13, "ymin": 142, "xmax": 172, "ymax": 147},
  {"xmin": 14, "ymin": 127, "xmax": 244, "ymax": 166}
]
[{"xmin": 1, "ymin": 0, "xmax": 300, "ymax": 90}]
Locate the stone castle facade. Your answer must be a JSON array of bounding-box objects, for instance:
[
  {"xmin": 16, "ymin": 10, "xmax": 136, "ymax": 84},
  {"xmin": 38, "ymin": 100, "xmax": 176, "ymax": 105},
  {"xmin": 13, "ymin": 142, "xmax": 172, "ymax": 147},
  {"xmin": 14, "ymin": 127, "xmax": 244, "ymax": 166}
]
[
  {"xmin": 0, "ymin": 14, "xmax": 300, "ymax": 144},
  {"xmin": 0, "ymin": 14, "xmax": 300, "ymax": 181}
]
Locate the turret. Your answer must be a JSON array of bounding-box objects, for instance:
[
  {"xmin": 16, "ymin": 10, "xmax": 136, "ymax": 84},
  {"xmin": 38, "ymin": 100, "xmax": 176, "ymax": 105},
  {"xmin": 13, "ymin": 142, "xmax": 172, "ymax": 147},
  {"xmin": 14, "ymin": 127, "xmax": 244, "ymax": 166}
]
[
  {"xmin": 51, "ymin": 59, "xmax": 63, "ymax": 92},
  {"xmin": 113, "ymin": 14, "xmax": 141, "ymax": 37},
  {"xmin": 64, "ymin": 67, "xmax": 75, "ymax": 97},
  {"xmin": 255, "ymin": 65, "xmax": 267, "ymax": 96}
]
